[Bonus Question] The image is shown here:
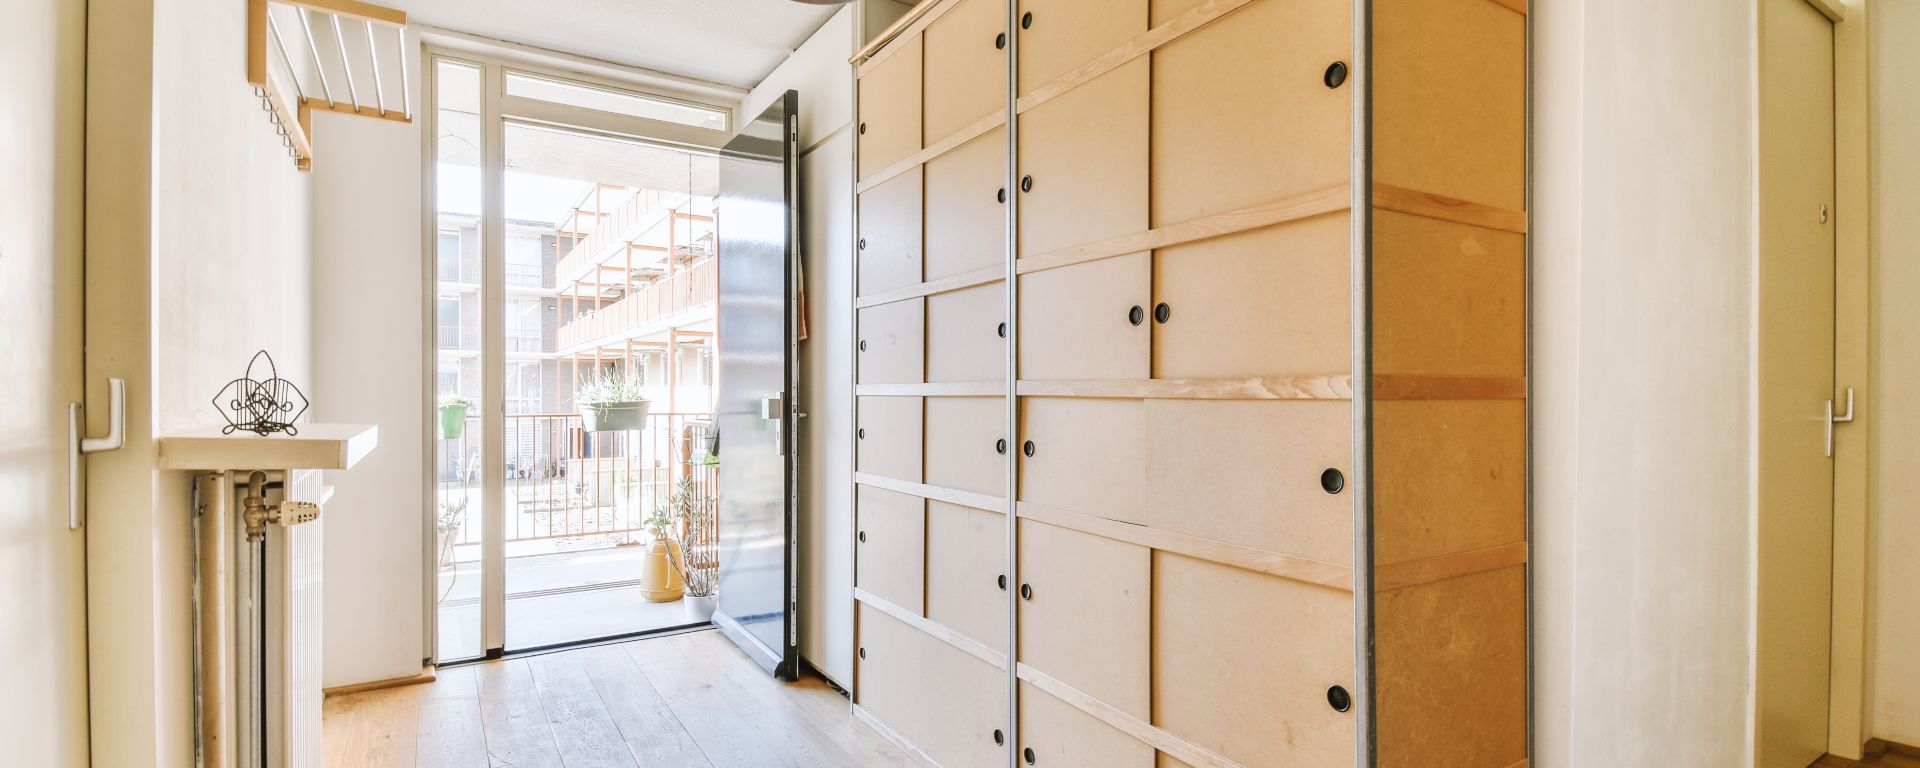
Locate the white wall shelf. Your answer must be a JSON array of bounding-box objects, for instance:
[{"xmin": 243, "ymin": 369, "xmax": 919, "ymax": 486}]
[{"xmin": 157, "ymin": 424, "xmax": 378, "ymax": 471}]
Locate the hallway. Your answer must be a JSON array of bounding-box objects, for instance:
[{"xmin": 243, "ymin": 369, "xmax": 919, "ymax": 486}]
[{"xmin": 322, "ymin": 630, "xmax": 907, "ymax": 767}]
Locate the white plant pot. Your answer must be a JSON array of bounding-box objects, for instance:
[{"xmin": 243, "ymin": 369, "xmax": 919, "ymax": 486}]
[{"xmin": 684, "ymin": 594, "xmax": 717, "ymax": 623}]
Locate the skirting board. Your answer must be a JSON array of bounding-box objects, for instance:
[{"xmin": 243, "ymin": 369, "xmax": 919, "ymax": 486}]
[{"xmin": 321, "ymin": 667, "xmax": 436, "ymax": 698}]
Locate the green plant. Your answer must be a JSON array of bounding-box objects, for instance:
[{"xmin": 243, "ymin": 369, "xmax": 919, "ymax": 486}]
[
  {"xmin": 438, "ymin": 393, "xmax": 475, "ymax": 409},
  {"xmin": 437, "ymin": 495, "xmax": 468, "ymax": 534},
  {"xmin": 662, "ymin": 476, "xmax": 717, "ymax": 597},
  {"xmin": 576, "ymin": 370, "xmax": 649, "ymax": 405}
]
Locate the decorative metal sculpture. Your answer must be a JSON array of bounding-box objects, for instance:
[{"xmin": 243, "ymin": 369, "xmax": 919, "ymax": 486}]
[{"xmin": 213, "ymin": 350, "xmax": 309, "ymax": 436}]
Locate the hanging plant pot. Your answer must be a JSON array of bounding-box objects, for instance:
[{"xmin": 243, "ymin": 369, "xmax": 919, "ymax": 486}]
[
  {"xmin": 438, "ymin": 403, "xmax": 469, "ymax": 439},
  {"xmin": 581, "ymin": 400, "xmax": 651, "ymax": 432}
]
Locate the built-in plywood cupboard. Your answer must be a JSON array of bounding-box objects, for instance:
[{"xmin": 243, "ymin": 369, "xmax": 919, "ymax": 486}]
[{"xmin": 850, "ymin": 0, "xmax": 1527, "ymax": 765}]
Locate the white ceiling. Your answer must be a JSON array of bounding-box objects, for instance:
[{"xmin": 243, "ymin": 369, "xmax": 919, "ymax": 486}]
[{"xmin": 391, "ymin": 0, "xmax": 842, "ymax": 89}]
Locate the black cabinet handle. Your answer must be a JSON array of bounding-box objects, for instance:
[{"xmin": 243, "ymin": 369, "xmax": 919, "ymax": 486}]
[
  {"xmin": 1153, "ymin": 303, "xmax": 1171, "ymax": 324},
  {"xmin": 995, "ymin": 32, "xmax": 1007, "ymax": 49},
  {"xmin": 858, "ymin": 428, "xmax": 866, "ymax": 439},
  {"xmin": 859, "ymin": 339, "xmax": 868, "ymax": 351},
  {"xmin": 1019, "ymin": 583, "xmax": 1033, "ymax": 600},
  {"xmin": 1321, "ymin": 468, "xmax": 1346, "ymax": 494},
  {"xmin": 997, "ymin": 187, "xmax": 1007, "ymax": 204},
  {"xmin": 858, "ymin": 122, "xmax": 867, "ymax": 135},
  {"xmin": 858, "ymin": 238, "xmax": 867, "ymax": 250},
  {"xmin": 1325, "ymin": 61, "xmax": 1349, "ymax": 89},
  {"xmin": 997, "ymin": 439, "xmax": 1008, "ymax": 455},
  {"xmin": 1023, "ymin": 746, "xmax": 1036, "ymax": 765},
  {"xmin": 1021, "ymin": 11, "xmax": 1033, "ymax": 29},
  {"xmin": 859, "ymin": 647, "xmax": 867, "ymax": 659},
  {"xmin": 858, "ymin": 530, "xmax": 867, "ymax": 543},
  {"xmin": 1327, "ymin": 684, "xmax": 1352, "ymax": 712},
  {"xmin": 1128, "ymin": 305, "xmax": 1144, "ymax": 326},
  {"xmin": 997, "ymin": 321, "xmax": 1008, "ymax": 338},
  {"xmin": 994, "ymin": 729, "xmax": 1005, "ymax": 746},
  {"xmin": 997, "ymin": 574, "xmax": 1008, "ymax": 590},
  {"xmin": 1022, "ymin": 440, "xmax": 1035, "ymax": 457},
  {"xmin": 1020, "ymin": 175, "xmax": 1033, "ymax": 193}
]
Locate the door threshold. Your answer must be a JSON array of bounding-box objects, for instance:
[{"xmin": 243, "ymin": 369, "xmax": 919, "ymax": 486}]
[{"xmin": 435, "ymin": 621, "xmax": 713, "ymax": 668}]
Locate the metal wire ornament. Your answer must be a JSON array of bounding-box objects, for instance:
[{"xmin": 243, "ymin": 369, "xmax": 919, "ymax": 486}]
[{"xmin": 213, "ymin": 350, "xmax": 310, "ymax": 436}]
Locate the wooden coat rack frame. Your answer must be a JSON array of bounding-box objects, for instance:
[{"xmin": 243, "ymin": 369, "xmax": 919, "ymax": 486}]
[{"xmin": 246, "ymin": 0, "xmax": 411, "ymax": 171}]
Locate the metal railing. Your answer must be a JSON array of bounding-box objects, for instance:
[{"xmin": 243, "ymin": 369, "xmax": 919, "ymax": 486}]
[
  {"xmin": 437, "ymin": 325, "xmax": 478, "ymax": 351},
  {"xmin": 556, "ymin": 256, "xmax": 717, "ymax": 350},
  {"xmin": 433, "ymin": 411, "xmax": 715, "ymax": 552}
]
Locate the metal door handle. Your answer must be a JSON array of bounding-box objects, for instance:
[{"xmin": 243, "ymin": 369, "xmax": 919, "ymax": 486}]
[
  {"xmin": 1826, "ymin": 387, "xmax": 1855, "ymax": 458},
  {"xmin": 69, "ymin": 378, "xmax": 128, "ymax": 529}
]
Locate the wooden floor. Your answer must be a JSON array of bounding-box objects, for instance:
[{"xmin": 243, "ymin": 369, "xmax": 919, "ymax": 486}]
[{"xmin": 322, "ymin": 629, "xmax": 912, "ymax": 768}]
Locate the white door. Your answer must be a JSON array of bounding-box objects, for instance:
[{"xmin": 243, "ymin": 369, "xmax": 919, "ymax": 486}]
[
  {"xmin": 1757, "ymin": 0, "xmax": 1838, "ymax": 765},
  {"xmin": 0, "ymin": 0, "xmax": 91, "ymax": 763}
]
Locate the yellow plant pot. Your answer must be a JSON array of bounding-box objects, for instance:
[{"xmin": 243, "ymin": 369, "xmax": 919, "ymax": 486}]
[{"xmin": 639, "ymin": 538, "xmax": 685, "ymax": 602}]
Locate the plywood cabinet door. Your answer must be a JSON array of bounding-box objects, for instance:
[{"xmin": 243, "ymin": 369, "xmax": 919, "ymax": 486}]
[
  {"xmin": 925, "ymin": 396, "xmax": 1006, "ymax": 497},
  {"xmin": 1017, "ymin": 519, "xmax": 1150, "ymax": 718},
  {"xmin": 1015, "ymin": 0, "xmax": 1147, "ymax": 95},
  {"xmin": 1017, "ymin": 58, "xmax": 1148, "ymax": 257},
  {"xmin": 1153, "ymin": 552, "xmax": 1354, "ymax": 767},
  {"xmin": 857, "ymin": 395, "xmax": 923, "ymax": 483},
  {"xmin": 858, "ymin": 167, "xmax": 924, "ymax": 297},
  {"xmin": 926, "ymin": 500, "xmax": 1007, "ymax": 652},
  {"xmin": 859, "ymin": 36, "xmax": 923, "ymax": 179},
  {"xmin": 1018, "ymin": 398, "xmax": 1144, "ymax": 525},
  {"xmin": 855, "ymin": 603, "xmax": 934, "ymax": 744},
  {"xmin": 1151, "ymin": 214, "xmax": 1350, "ymax": 379},
  {"xmin": 857, "ymin": 297, "xmax": 925, "ymax": 384},
  {"xmin": 856, "ymin": 485, "xmax": 927, "ymax": 614},
  {"xmin": 1151, "ymin": 0, "xmax": 1350, "ymax": 225},
  {"xmin": 922, "ymin": 0, "xmax": 1006, "ymax": 144},
  {"xmin": 1018, "ymin": 253, "xmax": 1149, "ymax": 381},
  {"xmin": 919, "ymin": 637, "xmax": 1011, "ymax": 768},
  {"xmin": 1018, "ymin": 683, "xmax": 1154, "ymax": 768},
  {"xmin": 926, "ymin": 282, "xmax": 1006, "ymax": 383},
  {"xmin": 1144, "ymin": 399, "xmax": 1352, "ymax": 564},
  {"xmin": 925, "ymin": 127, "xmax": 1008, "ymax": 281}
]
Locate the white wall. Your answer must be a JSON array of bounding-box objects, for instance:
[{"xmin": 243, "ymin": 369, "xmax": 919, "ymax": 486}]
[
  {"xmin": 85, "ymin": 0, "xmax": 315, "ymax": 762},
  {"xmin": 1532, "ymin": 1, "xmax": 1758, "ymax": 765},
  {"xmin": 1868, "ymin": 0, "xmax": 1920, "ymax": 745},
  {"xmin": 310, "ymin": 93, "xmax": 428, "ymax": 687},
  {"xmin": 743, "ymin": 5, "xmax": 858, "ymax": 688}
]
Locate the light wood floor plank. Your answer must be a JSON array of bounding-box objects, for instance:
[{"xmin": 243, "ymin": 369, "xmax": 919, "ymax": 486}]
[
  {"xmin": 635, "ymin": 653, "xmax": 794, "ymax": 768},
  {"xmin": 476, "ymin": 659, "xmax": 564, "ymax": 768},
  {"xmin": 528, "ymin": 652, "xmax": 640, "ymax": 768},
  {"xmin": 322, "ymin": 687, "xmax": 423, "ymax": 768},
  {"xmin": 415, "ymin": 695, "xmax": 487, "ymax": 768},
  {"xmin": 575, "ymin": 645, "xmax": 712, "ymax": 768},
  {"xmin": 678, "ymin": 632, "xmax": 911, "ymax": 768}
]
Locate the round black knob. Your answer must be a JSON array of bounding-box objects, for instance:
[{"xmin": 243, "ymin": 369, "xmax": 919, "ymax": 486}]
[
  {"xmin": 997, "ymin": 321, "xmax": 1008, "ymax": 338},
  {"xmin": 1324, "ymin": 61, "xmax": 1349, "ymax": 89},
  {"xmin": 859, "ymin": 238, "xmax": 867, "ymax": 250},
  {"xmin": 1327, "ymin": 684, "xmax": 1352, "ymax": 713},
  {"xmin": 1020, "ymin": 11, "xmax": 1032, "ymax": 29},
  {"xmin": 858, "ymin": 428, "xmax": 866, "ymax": 439},
  {"xmin": 1019, "ymin": 583, "xmax": 1032, "ymax": 600},
  {"xmin": 1321, "ymin": 468, "xmax": 1346, "ymax": 494},
  {"xmin": 997, "ymin": 187, "xmax": 1007, "ymax": 204},
  {"xmin": 859, "ymin": 647, "xmax": 867, "ymax": 659},
  {"xmin": 1128, "ymin": 305, "xmax": 1144, "ymax": 326},
  {"xmin": 993, "ymin": 729, "xmax": 1005, "ymax": 746},
  {"xmin": 1023, "ymin": 746, "xmax": 1036, "ymax": 765},
  {"xmin": 1022, "ymin": 440, "xmax": 1035, "ymax": 457},
  {"xmin": 1020, "ymin": 175, "xmax": 1033, "ymax": 193},
  {"xmin": 859, "ymin": 339, "xmax": 868, "ymax": 351},
  {"xmin": 997, "ymin": 439, "xmax": 1008, "ymax": 455},
  {"xmin": 995, "ymin": 32, "xmax": 1007, "ymax": 50},
  {"xmin": 1153, "ymin": 303, "xmax": 1171, "ymax": 324},
  {"xmin": 997, "ymin": 574, "xmax": 1008, "ymax": 590},
  {"xmin": 858, "ymin": 530, "xmax": 867, "ymax": 543},
  {"xmin": 859, "ymin": 122, "xmax": 867, "ymax": 135}
]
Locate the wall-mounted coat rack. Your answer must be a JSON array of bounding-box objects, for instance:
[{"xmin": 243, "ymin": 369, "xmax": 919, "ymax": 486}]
[{"xmin": 247, "ymin": 0, "xmax": 411, "ymax": 171}]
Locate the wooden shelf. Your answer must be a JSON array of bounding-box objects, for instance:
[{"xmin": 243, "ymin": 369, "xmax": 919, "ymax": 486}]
[{"xmin": 158, "ymin": 423, "xmax": 378, "ymax": 471}]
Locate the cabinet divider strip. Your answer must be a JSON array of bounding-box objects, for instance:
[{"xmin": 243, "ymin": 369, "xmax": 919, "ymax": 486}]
[
  {"xmin": 855, "ymin": 587, "xmax": 1009, "ymax": 671},
  {"xmin": 1017, "ymin": 376, "xmax": 1354, "ymax": 400},
  {"xmin": 1372, "ymin": 182, "xmax": 1529, "ymax": 234},
  {"xmin": 857, "ymin": 109, "xmax": 1007, "ymax": 194},
  {"xmin": 855, "ymin": 471, "xmax": 1008, "ymax": 515},
  {"xmin": 856, "ymin": 267, "xmax": 1004, "ymax": 310},
  {"xmin": 853, "ymin": 0, "xmax": 966, "ymax": 71},
  {"xmin": 1017, "ymin": 184, "xmax": 1351, "ymax": 275},
  {"xmin": 851, "ymin": 705, "xmax": 944, "ymax": 768},
  {"xmin": 1016, "ymin": 502, "xmax": 1354, "ymax": 591},
  {"xmin": 1013, "ymin": 0, "xmax": 1259, "ymax": 112},
  {"xmin": 858, "ymin": 381, "xmax": 1007, "ymax": 397},
  {"xmin": 1373, "ymin": 541, "xmax": 1529, "ymax": 593},
  {"xmin": 1015, "ymin": 664, "xmax": 1243, "ymax": 768}
]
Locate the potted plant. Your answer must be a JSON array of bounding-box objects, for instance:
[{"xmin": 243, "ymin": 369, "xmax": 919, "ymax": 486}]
[
  {"xmin": 638, "ymin": 504, "xmax": 686, "ymax": 602},
  {"xmin": 436, "ymin": 496, "xmax": 467, "ymax": 569},
  {"xmin": 577, "ymin": 370, "xmax": 650, "ymax": 432},
  {"xmin": 438, "ymin": 394, "xmax": 474, "ymax": 440},
  {"xmin": 664, "ymin": 476, "xmax": 719, "ymax": 621}
]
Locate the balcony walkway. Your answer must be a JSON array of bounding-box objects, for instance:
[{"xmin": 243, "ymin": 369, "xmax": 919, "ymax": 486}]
[{"xmin": 437, "ymin": 544, "xmax": 704, "ymax": 655}]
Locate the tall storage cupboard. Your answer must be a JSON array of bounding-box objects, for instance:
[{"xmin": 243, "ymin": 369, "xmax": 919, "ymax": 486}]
[{"xmin": 849, "ymin": 0, "xmax": 1528, "ymax": 766}]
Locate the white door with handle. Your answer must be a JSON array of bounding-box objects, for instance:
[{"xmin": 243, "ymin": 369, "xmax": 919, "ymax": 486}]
[{"xmin": 0, "ymin": 0, "xmax": 92, "ymax": 763}]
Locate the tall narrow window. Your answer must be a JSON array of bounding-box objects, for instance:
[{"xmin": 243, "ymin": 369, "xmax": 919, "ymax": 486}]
[{"xmin": 431, "ymin": 58, "xmax": 484, "ymax": 662}]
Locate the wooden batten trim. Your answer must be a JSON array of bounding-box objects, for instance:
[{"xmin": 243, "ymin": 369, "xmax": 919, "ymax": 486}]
[
  {"xmin": 855, "ymin": 267, "xmax": 1004, "ymax": 309},
  {"xmin": 858, "ymin": 381, "xmax": 1006, "ymax": 397},
  {"xmin": 1372, "ymin": 183, "xmax": 1528, "ymax": 234},
  {"xmin": 279, "ymin": 0, "xmax": 406, "ymax": 27},
  {"xmin": 853, "ymin": 0, "xmax": 962, "ymax": 70},
  {"xmin": 855, "ymin": 472, "xmax": 1007, "ymax": 514},
  {"xmin": 1371, "ymin": 374, "xmax": 1528, "ymax": 400},
  {"xmin": 1017, "ymin": 502, "xmax": 1353, "ymax": 591},
  {"xmin": 851, "ymin": 705, "xmax": 944, "ymax": 768},
  {"xmin": 1374, "ymin": 542, "xmax": 1529, "ymax": 593},
  {"xmin": 322, "ymin": 667, "xmax": 436, "ymax": 698},
  {"xmin": 1018, "ymin": 184, "xmax": 1350, "ymax": 276},
  {"xmin": 854, "ymin": 588, "xmax": 1008, "ymax": 671},
  {"xmin": 302, "ymin": 98, "xmax": 413, "ymax": 124},
  {"xmin": 857, "ymin": 109, "xmax": 1006, "ymax": 194},
  {"xmin": 1015, "ymin": 665, "xmax": 1241, "ymax": 768},
  {"xmin": 1487, "ymin": 0, "xmax": 1528, "ymax": 15},
  {"xmin": 1017, "ymin": 376, "xmax": 1353, "ymax": 401},
  {"xmin": 1014, "ymin": 0, "xmax": 1258, "ymax": 114}
]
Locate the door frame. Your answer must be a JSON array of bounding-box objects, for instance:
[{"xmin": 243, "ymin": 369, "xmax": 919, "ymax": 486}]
[{"xmin": 1753, "ymin": 0, "xmax": 1872, "ymax": 760}]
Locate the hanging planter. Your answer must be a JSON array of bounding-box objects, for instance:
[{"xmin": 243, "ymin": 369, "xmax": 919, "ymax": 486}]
[
  {"xmin": 437, "ymin": 395, "xmax": 473, "ymax": 440},
  {"xmin": 576, "ymin": 370, "xmax": 650, "ymax": 433}
]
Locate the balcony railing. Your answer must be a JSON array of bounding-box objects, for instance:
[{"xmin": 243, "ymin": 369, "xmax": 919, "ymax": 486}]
[
  {"xmin": 433, "ymin": 412, "xmax": 715, "ymax": 551},
  {"xmin": 438, "ymin": 325, "xmax": 479, "ymax": 351},
  {"xmin": 557, "ymin": 257, "xmax": 717, "ymax": 350}
]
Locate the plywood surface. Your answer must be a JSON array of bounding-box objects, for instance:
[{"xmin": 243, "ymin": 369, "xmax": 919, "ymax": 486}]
[
  {"xmin": 1145, "ymin": 399, "xmax": 1353, "ymax": 565},
  {"xmin": 922, "ymin": 0, "xmax": 1006, "ymax": 145},
  {"xmin": 858, "ymin": 298, "xmax": 926, "ymax": 385},
  {"xmin": 925, "ymin": 281, "xmax": 1006, "ymax": 383},
  {"xmin": 857, "ymin": 396, "xmax": 924, "ymax": 483},
  {"xmin": 1374, "ymin": 566, "xmax": 1527, "ymax": 768},
  {"xmin": 1153, "ymin": 552, "xmax": 1355, "ymax": 767},
  {"xmin": 858, "ymin": 37, "xmax": 923, "ymax": 179},
  {"xmin": 856, "ymin": 485, "xmax": 928, "ymax": 615},
  {"xmin": 1017, "ymin": 519, "xmax": 1151, "ymax": 719},
  {"xmin": 1152, "ymin": 214, "xmax": 1351, "ymax": 379},
  {"xmin": 1372, "ymin": 0, "xmax": 1526, "ymax": 211},
  {"xmin": 924, "ymin": 396, "xmax": 1008, "ymax": 497},
  {"xmin": 1018, "ymin": 682, "xmax": 1155, "ymax": 768},
  {"xmin": 924, "ymin": 127, "xmax": 1008, "ymax": 281},
  {"xmin": 1018, "ymin": 253, "xmax": 1151, "ymax": 381},
  {"xmin": 1018, "ymin": 58, "xmax": 1149, "ymax": 257},
  {"xmin": 1372, "ymin": 399, "xmax": 1526, "ymax": 565},
  {"xmin": 1018, "ymin": 397, "xmax": 1146, "ymax": 525},
  {"xmin": 859, "ymin": 168, "xmax": 925, "ymax": 298},
  {"xmin": 1372, "ymin": 210, "xmax": 1525, "ymax": 378},
  {"xmin": 926, "ymin": 500, "xmax": 1010, "ymax": 652},
  {"xmin": 1017, "ymin": 0, "xmax": 1149, "ymax": 96},
  {"xmin": 1151, "ymin": 0, "xmax": 1350, "ymax": 226}
]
